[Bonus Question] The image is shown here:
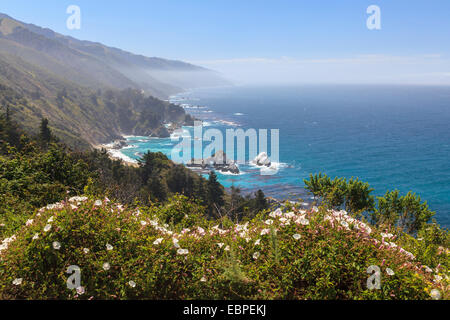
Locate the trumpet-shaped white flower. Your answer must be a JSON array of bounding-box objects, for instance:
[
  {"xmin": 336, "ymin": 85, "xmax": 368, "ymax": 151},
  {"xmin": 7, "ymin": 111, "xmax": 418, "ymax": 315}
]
[
  {"xmin": 26, "ymin": 219, "xmax": 34, "ymax": 226},
  {"xmin": 197, "ymin": 227, "xmax": 205, "ymax": 236},
  {"xmin": 103, "ymin": 262, "xmax": 111, "ymax": 271},
  {"xmin": 297, "ymin": 217, "xmax": 310, "ymax": 226},
  {"xmin": 153, "ymin": 238, "xmax": 164, "ymax": 245},
  {"xmin": 32, "ymin": 233, "xmax": 39, "ymax": 240},
  {"xmin": 76, "ymin": 286, "xmax": 85, "ymax": 295},
  {"xmin": 94, "ymin": 200, "xmax": 103, "ymax": 206},
  {"xmin": 381, "ymin": 232, "xmax": 394, "ymax": 239},
  {"xmin": 43, "ymin": 224, "xmax": 52, "ymax": 232},
  {"xmin": 265, "ymin": 219, "xmax": 274, "ymax": 225},
  {"xmin": 285, "ymin": 212, "xmax": 296, "ymax": 218},
  {"xmin": 200, "ymin": 276, "xmax": 207, "ymax": 282},
  {"xmin": 254, "ymin": 239, "xmax": 261, "ymax": 246},
  {"xmin": 340, "ymin": 221, "xmax": 349, "ymax": 228},
  {"xmin": 260, "ymin": 229, "xmax": 270, "ymax": 236},
  {"xmin": 47, "ymin": 216, "xmax": 54, "ymax": 223},
  {"xmin": 53, "ymin": 241, "xmax": 61, "ymax": 250},
  {"xmin": 140, "ymin": 220, "xmax": 148, "ymax": 226},
  {"xmin": 253, "ymin": 252, "xmax": 261, "ymax": 260},
  {"xmin": 128, "ymin": 281, "xmax": 136, "ymax": 288},
  {"xmin": 12, "ymin": 278, "xmax": 23, "ymax": 286},
  {"xmin": 293, "ymin": 234, "xmax": 301, "ymax": 240},
  {"xmin": 83, "ymin": 248, "xmax": 90, "ymax": 254},
  {"xmin": 173, "ymin": 238, "xmax": 180, "ymax": 248},
  {"xmin": 430, "ymin": 289, "xmax": 441, "ymax": 300},
  {"xmin": 69, "ymin": 196, "xmax": 88, "ymax": 203},
  {"xmin": 224, "ymin": 245, "xmax": 230, "ymax": 251},
  {"xmin": 177, "ymin": 248, "xmax": 189, "ymax": 255},
  {"xmin": 386, "ymin": 268, "xmax": 395, "ymax": 276},
  {"xmin": 106, "ymin": 244, "xmax": 113, "ymax": 251},
  {"xmin": 424, "ymin": 266, "xmax": 433, "ymax": 273}
]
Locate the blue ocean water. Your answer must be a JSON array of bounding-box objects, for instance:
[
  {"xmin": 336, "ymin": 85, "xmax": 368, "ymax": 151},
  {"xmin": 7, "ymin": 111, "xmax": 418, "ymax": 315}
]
[{"xmin": 120, "ymin": 85, "xmax": 450, "ymax": 227}]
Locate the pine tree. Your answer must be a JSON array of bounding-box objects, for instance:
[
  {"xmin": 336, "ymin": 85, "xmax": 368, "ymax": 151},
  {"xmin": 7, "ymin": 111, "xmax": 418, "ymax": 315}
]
[
  {"xmin": 207, "ymin": 171, "xmax": 225, "ymax": 213},
  {"xmin": 39, "ymin": 118, "xmax": 52, "ymax": 146},
  {"xmin": 255, "ymin": 189, "xmax": 268, "ymax": 212}
]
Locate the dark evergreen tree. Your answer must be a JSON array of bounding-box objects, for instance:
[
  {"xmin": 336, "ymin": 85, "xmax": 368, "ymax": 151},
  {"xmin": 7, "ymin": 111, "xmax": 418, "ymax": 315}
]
[
  {"xmin": 207, "ymin": 171, "xmax": 225, "ymax": 214},
  {"xmin": 39, "ymin": 118, "xmax": 52, "ymax": 146},
  {"xmin": 255, "ymin": 189, "xmax": 268, "ymax": 212}
]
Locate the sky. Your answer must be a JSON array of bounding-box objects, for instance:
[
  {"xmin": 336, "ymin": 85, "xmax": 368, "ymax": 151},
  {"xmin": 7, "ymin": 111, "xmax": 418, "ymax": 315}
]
[{"xmin": 1, "ymin": 0, "xmax": 450, "ymax": 85}]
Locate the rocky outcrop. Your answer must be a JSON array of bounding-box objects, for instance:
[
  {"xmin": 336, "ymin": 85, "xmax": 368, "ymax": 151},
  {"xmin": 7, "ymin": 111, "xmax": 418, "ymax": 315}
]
[
  {"xmin": 187, "ymin": 150, "xmax": 240, "ymax": 175},
  {"xmin": 254, "ymin": 152, "xmax": 271, "ymax": 167}
]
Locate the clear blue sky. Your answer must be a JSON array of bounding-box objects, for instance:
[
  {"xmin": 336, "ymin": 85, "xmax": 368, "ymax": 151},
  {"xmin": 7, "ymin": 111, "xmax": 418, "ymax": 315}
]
[{"xmin": 1, "ymin": 0, "xmax": 450, "ymax": 84}]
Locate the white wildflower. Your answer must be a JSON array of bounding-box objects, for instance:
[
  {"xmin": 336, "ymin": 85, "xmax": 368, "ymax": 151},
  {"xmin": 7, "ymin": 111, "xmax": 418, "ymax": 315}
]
[
  {"xmin": 173, "ymin": 238, "xmax": 180, "ymax": 248},
  {"xmin": 83, "ymin": 248, "xmax": 90, "ymax": 254},
  {"xmin": 386, "ymin": 268, "xmax": 395, "ymax": 276},
  {"xmin": 52, "ymin": 241, "xmax": 61, "ymax": 250},
  {"xmin": 140, "ymin": 220, "xmax": 148, "ymax": 226},
  {"xmin": 217, "ymin": 243, "xmax": 224, "ymax": 248},
  {"xmin": 76, "ymin": 286, "xmax": 85, "ymax": 295},
  {"xmin": 47, "ymin": 216, "xmax": 54, "ymax": 223},
  {"xmin": 253, "ymin": 252, "xmax": 261, "ymax": 260},
  {"xmin": 106, "ymin": 244, "xmax": 113, "ymax": 251},
  {"xmin": 424, "ymin": 266, "xmax": 433, "ymax": 273},
  {"xmin": 153, "ymin": 238, "xmax": 163, "ymax": 245},
  {"xmin": 260, "ymin": 228, "xmax": 270, "ymax": 236},
  {"xmin": 200, "ymin": 276, "xmax": 207, "ymax": 282},
  {"xmin": 128, "ymin": 281, "xmax": 136, "ymax": 288},
  {"xmin": 26, "ymin": 219, "xmax": 34, "ymax": 226},
  {"xmin": 293, "ymin": 234, "xmax": 301, "ymax": 240},
  {"xmin": 43, "ymin": 224, "xmax": 52, "ymax": 232},
  {"xmin": 69, "ymin": 196, "xmax": 88, "ymax": 203},
  {"xmin": 177, "ymin": 248, "xmax": 189, "ymax": 255},
  {"xmin": 430, "ymin": 289, "xmax": 442, "ymax": 300},
  {"xmin": 285, "ymin": 212, "xmax": 296, "ymax": 218},
  {"xmin": 12, "ymin": 278, "xmax": 23, "ymax": 286},
  {"xmin": 265, "ymin": 219, "xmax": 274, "ymax": 225},
  {"xmin": 103, "ymin": 262, "xmax": 111, "ymax": 271},
  {"xmin": 94, "ymin": 200, "xmax": 103, "ymax": 206},
  {"xmin": 32, "ymin": 233, "xmax": 39, "ymax": 240},
  {"xmin": 298, "ymin": 217, "xmax": 310, "ymax": 226},
  {"xmin": 254, "ymin": 239, "xmax": 261, "ymax": 246},
  {"xmin": 224, "ymin": 245, "xmax": 230, "ymax": 251},
  {"xmin": 340, "ymin": 221, "xmax": 349, "ymax": 228},
  {"xmin": 389, "ymin": 242, "xmax": 397, "ymax": 248}
]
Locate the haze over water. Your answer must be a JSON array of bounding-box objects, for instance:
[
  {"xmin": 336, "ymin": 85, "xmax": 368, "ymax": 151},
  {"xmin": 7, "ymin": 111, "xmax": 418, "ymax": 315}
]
[{"xmin": 120, "ymin": 85, "xmax": 450, "ymax": 227}]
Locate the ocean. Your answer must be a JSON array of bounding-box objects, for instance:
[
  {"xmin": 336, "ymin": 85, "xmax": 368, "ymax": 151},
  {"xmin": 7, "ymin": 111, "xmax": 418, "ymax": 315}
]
[{"xmin": 119, "ymin": 85, "xmax": 450, "ymax": 227}]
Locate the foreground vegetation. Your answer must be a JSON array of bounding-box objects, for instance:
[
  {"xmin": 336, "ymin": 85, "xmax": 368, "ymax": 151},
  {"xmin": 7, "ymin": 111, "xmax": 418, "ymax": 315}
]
[{"xmin": 0, "ymin": 196, "xmax": 447, "ymax": 300}]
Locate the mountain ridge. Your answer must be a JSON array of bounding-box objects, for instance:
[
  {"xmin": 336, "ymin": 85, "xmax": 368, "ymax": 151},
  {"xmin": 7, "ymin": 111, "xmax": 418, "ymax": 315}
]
[{"xmin": 0, "ymin": 13, "xmax": 217, "ymax": 148}]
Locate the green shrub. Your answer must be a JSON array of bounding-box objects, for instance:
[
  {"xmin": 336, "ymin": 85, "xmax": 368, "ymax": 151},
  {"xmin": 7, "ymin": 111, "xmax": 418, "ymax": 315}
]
[{"xmin": 0, "ymin": 197, "xmax": 446, "ymax": 300}]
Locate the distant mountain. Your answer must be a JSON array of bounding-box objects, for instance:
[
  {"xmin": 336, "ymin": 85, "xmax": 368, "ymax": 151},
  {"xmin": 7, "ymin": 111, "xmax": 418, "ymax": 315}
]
[
  {"xmin": 0, "ymin": 13, "xmax": 219, "ymax": 148},
  {"xmin": 0, "ymin": 13, "xmax": 229, "ymax": 98}
]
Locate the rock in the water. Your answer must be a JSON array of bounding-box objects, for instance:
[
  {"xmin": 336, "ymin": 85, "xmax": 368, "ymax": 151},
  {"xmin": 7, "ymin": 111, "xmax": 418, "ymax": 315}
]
[{"xmin": 254, "ymin": 152, "xmax": 271, "ymax": 167}]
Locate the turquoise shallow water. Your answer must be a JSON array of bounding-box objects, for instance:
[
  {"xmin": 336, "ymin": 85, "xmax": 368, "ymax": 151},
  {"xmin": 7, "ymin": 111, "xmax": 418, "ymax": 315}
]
[{"xmin": 120, "ymin": 85, "xmax": 450, "ymax": 227}]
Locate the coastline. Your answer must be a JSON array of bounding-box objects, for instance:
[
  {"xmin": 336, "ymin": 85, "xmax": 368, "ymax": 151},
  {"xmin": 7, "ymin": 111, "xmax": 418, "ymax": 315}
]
[{"xmin": 93, "ymin": 143, "xmax": 140, "ymax": 168}]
